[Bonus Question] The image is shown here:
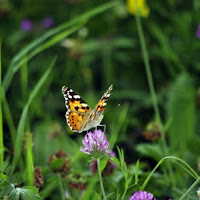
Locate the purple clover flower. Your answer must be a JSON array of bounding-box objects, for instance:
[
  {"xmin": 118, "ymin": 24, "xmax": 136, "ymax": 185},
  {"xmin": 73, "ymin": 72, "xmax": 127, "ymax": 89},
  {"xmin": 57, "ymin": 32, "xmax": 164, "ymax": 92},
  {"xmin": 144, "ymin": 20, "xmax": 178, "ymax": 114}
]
[
  {"xmin": 129, "ymin": 191, "xmax": 156, "ymax": 200},
  {"xmin": 21, "ymin": 19, "xmax": 32, "ymax": 32},
  {"xmin": 80, "ymin": 130, "xmax": 110, "ymax": 158},
  {"xmin": 42, "ymin": 17, "xmax": 54, "ymax": 28}
]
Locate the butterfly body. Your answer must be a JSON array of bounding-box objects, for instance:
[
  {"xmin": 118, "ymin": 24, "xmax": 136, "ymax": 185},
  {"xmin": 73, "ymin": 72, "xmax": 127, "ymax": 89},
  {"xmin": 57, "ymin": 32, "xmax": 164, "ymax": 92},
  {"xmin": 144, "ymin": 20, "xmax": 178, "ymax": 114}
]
[{"xmin": 62, "ymin": 84, "xmax": 113, "ymax": 133}]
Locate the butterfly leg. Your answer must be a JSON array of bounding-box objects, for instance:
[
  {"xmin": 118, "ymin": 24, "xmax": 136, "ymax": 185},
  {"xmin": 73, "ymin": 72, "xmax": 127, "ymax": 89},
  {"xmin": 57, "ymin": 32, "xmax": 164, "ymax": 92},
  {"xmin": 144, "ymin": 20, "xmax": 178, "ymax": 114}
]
[{"xmin": 97, "ymin": 124, "xmax": 106, "ymax": 133}]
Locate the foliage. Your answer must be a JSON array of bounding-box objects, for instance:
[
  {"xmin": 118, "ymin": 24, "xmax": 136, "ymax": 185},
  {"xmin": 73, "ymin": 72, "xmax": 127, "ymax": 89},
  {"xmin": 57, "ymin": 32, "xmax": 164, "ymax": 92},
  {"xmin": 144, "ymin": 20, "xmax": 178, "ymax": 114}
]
[
  {"xmin": 0, "ymin": 0, "xmax": 200, "ymax": 199},
  {"xmin": 0, "ymin": 180, "xmax": 41, "ymax": 200}
]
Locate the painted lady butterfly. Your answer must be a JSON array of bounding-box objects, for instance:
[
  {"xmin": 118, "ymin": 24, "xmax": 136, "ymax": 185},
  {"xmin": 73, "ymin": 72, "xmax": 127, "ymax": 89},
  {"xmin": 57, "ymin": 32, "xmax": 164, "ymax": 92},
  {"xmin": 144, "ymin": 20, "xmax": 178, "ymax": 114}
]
[{"xmin": 62, "ymin": 84, "xmax": 113, "ymax": 133}]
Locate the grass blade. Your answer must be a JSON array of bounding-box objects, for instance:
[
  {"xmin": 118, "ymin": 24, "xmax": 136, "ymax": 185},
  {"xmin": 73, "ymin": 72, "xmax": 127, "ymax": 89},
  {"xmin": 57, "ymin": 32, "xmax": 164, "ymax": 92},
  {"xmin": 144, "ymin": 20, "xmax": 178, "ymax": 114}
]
[
  {"xmin": 13, "ymin": 21, "xmax": 86, "ymax": 74},
  {"xmin": 0, "ymin": 38, "xmax": 3, "ymax": 173},
  {"xmin": 179, "ymin": 177, "xmax": 200, "ymax": 200},
  {"xmin": 141, "ymin": 156, "xmax": 199, "ymax": 190},
  {"xmin": 135, "ymin": 159, "xmax": 140, "ymax": 184},
  {"xmin": 3, "ymin": 0, "xmax": 119, "ymax": 92},
  {"xmin": 0, "ymin": 87, "xmax": 16, "ymax": 144},
  {"xmin": 20, "ymin": 54, "xmax": 28, "ymax": 101},
  {"xmin": 109, "ymin": 104, "xmax": 129, "ymax": 149},
  {"xmin": 167, "ymin": 73, "xmax": 196, "ymax": 153},
  {"xmin": 134, "ymin": 0, "xmax": 167, "ymax": 153},
  {"xmin": 25, "ymin": 132, "xmax": 34, "ymax": 186},
  {"xmin": 12, "ymin": 57, "xmax": 56, "ymax": 171}
]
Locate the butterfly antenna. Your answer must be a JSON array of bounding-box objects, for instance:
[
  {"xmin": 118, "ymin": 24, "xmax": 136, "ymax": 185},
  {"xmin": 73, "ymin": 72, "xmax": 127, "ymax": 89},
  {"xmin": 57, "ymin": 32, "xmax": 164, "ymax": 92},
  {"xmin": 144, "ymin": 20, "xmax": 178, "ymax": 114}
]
[{"xmin": 104, "ymin": 104, "xmax": 120, "ymax": 113}]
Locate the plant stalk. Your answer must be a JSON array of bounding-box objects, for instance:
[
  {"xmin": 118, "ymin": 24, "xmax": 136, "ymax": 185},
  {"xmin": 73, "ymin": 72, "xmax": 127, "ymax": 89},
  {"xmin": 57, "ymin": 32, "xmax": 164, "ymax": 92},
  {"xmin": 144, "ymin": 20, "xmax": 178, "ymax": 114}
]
[
  {"xmin": 141, "ymin": 156, "xmax": 199, "ymax": 190},
  {"xmin": 179, "ymin": 176, "xmax": 200, "ymax": 200},
  {"xmin": 25, "ymin": 132, "xmax": 34, "ymax": 186},
  {"xmin": 133, "ymin": 0, "xmax": 167, "ymax": 154},
  {"xmin": 133, "ymin": 0, "xmax": 176, "ymax": 186},
  {"xmin": 0, "ymin": 38, "xmax": 4, "ymax": 174},
  {"xmin": 97, "ymin": 158, "xmax": 106, "ymax": 200}
]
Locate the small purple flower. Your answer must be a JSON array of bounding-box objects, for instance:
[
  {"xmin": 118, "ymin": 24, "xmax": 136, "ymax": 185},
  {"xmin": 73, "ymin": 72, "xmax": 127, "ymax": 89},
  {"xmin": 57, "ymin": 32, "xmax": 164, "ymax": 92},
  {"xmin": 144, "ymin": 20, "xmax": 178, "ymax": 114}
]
[
  {"xmin": 80, "ymin": 130, "xmax": 110, "ymax": 158},
  {"xmin": 21, "ymin": 19, "xmax": 32, "ymax": 32},
  {"xmin": 42, "ymin": 17, "xmax": 54, "ymax": 28},
  {"xmin": 129, "ymin": 191, "xmax": 156, "ymax": 200},
  {"xmin": 196, "ymin": 24, "xmax": 200, "ymax": 39}
]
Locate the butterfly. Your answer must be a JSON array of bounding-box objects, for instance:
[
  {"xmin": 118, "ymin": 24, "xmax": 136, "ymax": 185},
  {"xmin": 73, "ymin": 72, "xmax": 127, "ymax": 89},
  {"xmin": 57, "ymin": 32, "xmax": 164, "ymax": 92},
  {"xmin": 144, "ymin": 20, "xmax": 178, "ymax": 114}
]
[{"xmin": 61, "ymin": 84, "xmax": 113, "ymax": 133}]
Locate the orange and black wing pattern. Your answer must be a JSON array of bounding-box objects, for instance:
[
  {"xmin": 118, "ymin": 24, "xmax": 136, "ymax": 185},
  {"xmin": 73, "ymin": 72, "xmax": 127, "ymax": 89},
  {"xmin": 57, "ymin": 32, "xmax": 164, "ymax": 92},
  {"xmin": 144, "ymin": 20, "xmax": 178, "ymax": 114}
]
[{"xmin": 62, "ymin": 86, "xmax": 92, "ymax": 132}]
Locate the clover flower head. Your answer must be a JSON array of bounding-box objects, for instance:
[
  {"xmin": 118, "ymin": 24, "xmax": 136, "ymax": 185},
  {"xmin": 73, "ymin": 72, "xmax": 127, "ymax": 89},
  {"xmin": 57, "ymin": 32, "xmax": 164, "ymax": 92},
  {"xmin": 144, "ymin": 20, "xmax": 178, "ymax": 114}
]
[
  {"xmin": 129, "ymin": 191, "xmax": 156, "ymax": 200},
  {"xmin": 21, "ymin": 19, "xmax": 32, "ymax": 31},
  {"xmin": 80, "ymin": 130, "xmax": 110, "ymax": 158},
  {"xmin": 48, "ymin": 150, "xmax": 71, "ymax": 177},
  {"xmin": 34, "ymin": 167, "xmax": 44, "ymax": 189}
]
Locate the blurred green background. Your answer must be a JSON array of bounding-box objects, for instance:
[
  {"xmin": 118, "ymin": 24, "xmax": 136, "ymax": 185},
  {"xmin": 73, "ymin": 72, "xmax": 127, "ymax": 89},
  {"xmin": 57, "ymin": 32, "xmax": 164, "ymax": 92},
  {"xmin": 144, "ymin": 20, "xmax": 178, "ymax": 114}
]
[{"xmin": 1, "ymin": 0, "xmax": 200, "ymax": 199}]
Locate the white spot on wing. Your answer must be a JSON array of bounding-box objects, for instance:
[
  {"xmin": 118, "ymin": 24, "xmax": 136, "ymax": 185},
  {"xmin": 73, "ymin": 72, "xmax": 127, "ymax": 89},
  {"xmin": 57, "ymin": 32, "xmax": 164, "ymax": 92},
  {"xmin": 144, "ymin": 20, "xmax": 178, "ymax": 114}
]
[
  {"xmin": 81, "ymin": 103, "xmax": 88, "ymax": 107},
  {"xmin": 68, "ymin": 95, "xmax": 72, "ymax": 99},
  {"xmin": 103, "ymin": 102, "xmax": 107, "ymax": 106},
  {"xmin": 74, "ymin": 95, "xmax": 80, "ymax": 99}
]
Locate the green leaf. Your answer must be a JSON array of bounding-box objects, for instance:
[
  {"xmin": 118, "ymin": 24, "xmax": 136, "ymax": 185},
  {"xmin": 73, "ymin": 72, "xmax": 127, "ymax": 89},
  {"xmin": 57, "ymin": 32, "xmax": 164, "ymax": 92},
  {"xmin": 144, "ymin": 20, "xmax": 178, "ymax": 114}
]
[
  {"xmin": 109, "ymin": 156, "xmax": 120, "ymax": 167},
  {"xmin": 135, "ymin": 143, "xmax": 164, "ymax": 161},
  {"xmin": 21, "ymin": 186, "xmax": 39, "ymax": 193},
  {"xmin": 100, "ymin": 157, "xmax": 108, "ymax": 172},
  {"xmin": 49, "ymin": 158, "xmax": 64, "ymax": 171},
  {"xmin": 1, "ymin": 183, "xmax": 14, "ymax": 197},
  {"xmin": 135, "ymin": 160, "xmax": 140, "ymax": 184},
  {"xmin": 8, "ymin": 188, "xmax": 19, "ymax": 200},
  {"xmin": 0, "ymin": 173, "xmax": 7, "ymax": 180},
  {"xmin": 40, "ymin": 176, "xmax": 59, "ymax": 199},
  {"xmin": 106, "ymin": 192, "xmax": 115, "ymax": 199},
  {"xmin": 109, "ymin": 104, "xmax": 129, "ymax": 149},
  {"xmin": 19, "ymin": 187, "xmax": 41, "ymax": 200},
  {"xmin": 166, "ymin": 73, "xmax": 196, "ymax": 153},
  {"xmin": 18, "ymin": 186, "xmax": 41, "ymax": 200},
  {"xmin": 1, "ymin": 182, "xmax": 41, "ymax": 200},
  {"xmin": 82, "ymin": 190, "xmax": 101, "ymax": 200}
]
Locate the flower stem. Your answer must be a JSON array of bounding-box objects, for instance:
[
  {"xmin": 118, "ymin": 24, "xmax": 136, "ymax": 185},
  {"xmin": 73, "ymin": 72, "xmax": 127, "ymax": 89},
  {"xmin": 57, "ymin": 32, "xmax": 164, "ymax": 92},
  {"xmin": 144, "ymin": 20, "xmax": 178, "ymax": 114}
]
[
  {"xmin": 133, "ymin": 0, "xmax": 167, "ymax": 154},
  {"xmin": 179, "ymin": 176, "xmax": 200, "ymax": 200},
  {"xmin": 141, "ymin": 156, "xmax": 199, "ymax": 190},
  {"xmin": 133, "ymin": 0, "xmax": 175, "ymax": 187},
  {"xmin": 97, "ymin": 158, "xmax": 106, "ymax": 200},
  {"xmin": 0, "ymin": 38, "xmax": 4, "ymax": 175},
  {"xmin": 25, "ymin": 132, "xmax": 34, "ymax": 186}
]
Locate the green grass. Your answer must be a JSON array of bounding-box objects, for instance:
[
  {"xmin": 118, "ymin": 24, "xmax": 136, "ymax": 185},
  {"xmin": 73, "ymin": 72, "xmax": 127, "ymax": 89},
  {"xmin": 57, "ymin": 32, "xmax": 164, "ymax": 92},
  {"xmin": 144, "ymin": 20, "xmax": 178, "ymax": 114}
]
[
  {"xmin": 12, "ymin": 57, "xmax": 56, "ymax": 171},
  {"xmin": 0, "ymin": 38, "xmax": 3, "ymax": 175},
  {"xmin": 1, "ymin": 0, "xmax": 200, "ymax": 199}
]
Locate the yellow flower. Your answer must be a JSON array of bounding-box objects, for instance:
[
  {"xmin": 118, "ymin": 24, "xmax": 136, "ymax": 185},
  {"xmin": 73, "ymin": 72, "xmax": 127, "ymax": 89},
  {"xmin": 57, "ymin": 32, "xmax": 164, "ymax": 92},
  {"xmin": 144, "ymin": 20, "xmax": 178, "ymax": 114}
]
[{"xmin": 127, "ymin": 0, "xmax": 150, "ymax": 17}]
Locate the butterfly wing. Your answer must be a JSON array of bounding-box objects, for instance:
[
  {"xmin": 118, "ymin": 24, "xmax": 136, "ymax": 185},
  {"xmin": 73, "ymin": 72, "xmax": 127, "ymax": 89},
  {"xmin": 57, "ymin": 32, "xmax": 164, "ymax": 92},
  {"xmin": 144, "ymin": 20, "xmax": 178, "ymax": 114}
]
[
  {"xmin": 94, "ymin": 84, "xmax": 113, "ymax": 112},
  {"xmin": 81, "ymin": 84, "xmax": 113, "ymax": 131},
  {"xmin": 62, "ymin": 86, "xmax": 92, "ymax": 132}
]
